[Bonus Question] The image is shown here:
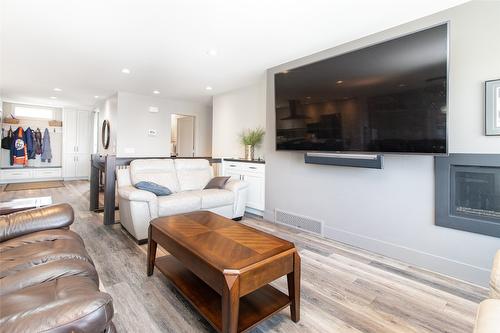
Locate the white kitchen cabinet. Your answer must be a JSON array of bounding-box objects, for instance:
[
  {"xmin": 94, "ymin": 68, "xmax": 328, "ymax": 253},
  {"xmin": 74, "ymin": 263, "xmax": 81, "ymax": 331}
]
[
  {"xmin": 222, "ymin": 160, "xmax": 265, "ymax": 214},
  {"xmin": 243, "ymin": 173, "xmax": 265, "ymax": 211},
  {"xmin": 63, "ymin": 109, "xmax": 91, "ymax": 179}
]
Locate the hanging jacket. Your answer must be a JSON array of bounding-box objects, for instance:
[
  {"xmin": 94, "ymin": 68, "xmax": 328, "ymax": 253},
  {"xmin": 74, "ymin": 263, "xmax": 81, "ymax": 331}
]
[
  {"xmin": 1, "ymin": 127, "xmax": 12, "ymax": 150},
  {"xmin": 10, "ymin": 127, "xmax": 28, "ymax": 166},
  {"xmin": 25, "ymin": 127, "xmax": 35, "ymax": 159},
  {"xmin": 41, "ymin": 128, "xmax": 52, "ymax": 163},
  {"xmin": 34, "ymin": 128, "xmax": 43, "ymax": 155}
]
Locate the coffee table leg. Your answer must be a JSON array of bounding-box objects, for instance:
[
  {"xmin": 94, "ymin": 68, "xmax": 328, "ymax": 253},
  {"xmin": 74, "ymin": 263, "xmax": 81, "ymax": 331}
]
[
  {"xmin": 287, "ymin": 250, "xmax": 301, "ymax": 322},
  {"xmin": 222, "ymin": 270, "xmax": 240, "ymax": 333},
  {"xmin": 147, "ymin": 225, "xmax": 157, "ymax": 276}
]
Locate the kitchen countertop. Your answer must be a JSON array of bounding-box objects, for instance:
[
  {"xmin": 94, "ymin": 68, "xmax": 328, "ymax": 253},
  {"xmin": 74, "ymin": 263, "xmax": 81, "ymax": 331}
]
[{"xmin": 223, "ymin": 158, "xmax": 265, "ymax": 164}]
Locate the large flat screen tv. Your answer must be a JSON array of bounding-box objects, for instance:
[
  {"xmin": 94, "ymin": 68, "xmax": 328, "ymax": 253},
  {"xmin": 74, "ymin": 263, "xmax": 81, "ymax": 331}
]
[{"xmin": 275, "ymin": 24, "xmax": 448, "ymax": 154}]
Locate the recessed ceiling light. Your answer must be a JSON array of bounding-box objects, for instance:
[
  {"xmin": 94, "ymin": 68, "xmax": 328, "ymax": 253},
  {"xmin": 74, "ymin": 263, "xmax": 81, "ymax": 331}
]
[
  {"xmin": 336, "ymin": 80, "xmax": 344, "ymax": 84},
  {"xmin": 207, "ymin": 48, "xmax": 218, "ymax": 56},
  {"xmin": 94, "ymin": 95, "xmax": 100, "ymax": 99},
  {"xmin": 306, "ymin": 96, "xmax": 311, "ymax": 99},
  {"xmin": 53, "ymin": 88, "xmax": 62, "ymax": 92},
  {"xmin": 121, "ymin": 68, "xmax": 130, "ymax": 74},
  {"xmin": 153, "ymin": 90, "xmax": 160, "ymax": 94},
  {"xmin": 205, "ymin": 86, "xmax": 213, "ymax": 91},
  {"xmin": 50, "ymin": 96, "xmax": 57, "ymax": 99}
]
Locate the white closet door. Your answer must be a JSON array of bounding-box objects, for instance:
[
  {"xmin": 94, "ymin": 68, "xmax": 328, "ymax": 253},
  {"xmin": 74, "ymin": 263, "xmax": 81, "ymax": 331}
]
[
  {"xmin": 76, "ymin": 111, "xmax": 91, "ymax": 154},
  {"xmin": 63, "ymin": 109, "xmax": 78, "ymax": 154},
  {"xmin": 76, "ymin": 155, "xmax": 89, "ymax": 178},
  {"xmin": 63, "ymin": 155, "xmax": 77, "ymax": 178}
]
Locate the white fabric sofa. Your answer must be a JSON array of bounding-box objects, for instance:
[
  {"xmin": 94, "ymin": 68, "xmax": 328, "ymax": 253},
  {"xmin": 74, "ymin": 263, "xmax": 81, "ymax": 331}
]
[
  {"xmin": 116, "ymin": 159, "xmax": 248, "ymax": 241},
  {"xmin": 473, "ymin": 250, "xmax": 500, "ymax": 333}
]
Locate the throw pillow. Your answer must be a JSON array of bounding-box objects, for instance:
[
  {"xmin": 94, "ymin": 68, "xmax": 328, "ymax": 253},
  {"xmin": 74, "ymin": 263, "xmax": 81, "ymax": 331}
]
[
  {"xmin": 135, "ymin": 181, "xmax": 172, "ymax": 196},
  {"xmin": 204, "ymin": 176, "xmax": 231, "ymax": 189}
]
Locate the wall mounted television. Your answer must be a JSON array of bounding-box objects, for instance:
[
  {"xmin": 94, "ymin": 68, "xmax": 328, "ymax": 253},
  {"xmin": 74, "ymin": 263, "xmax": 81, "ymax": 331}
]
[{"xmin": 274, "ymin": 23, "xmax": 448, "ymax": 154}]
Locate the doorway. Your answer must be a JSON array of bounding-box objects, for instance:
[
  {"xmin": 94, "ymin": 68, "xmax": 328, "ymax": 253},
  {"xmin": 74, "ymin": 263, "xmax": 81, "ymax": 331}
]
[{"xmin": 171, "ymin": 114, "xmax": 195, "ymax": 157}]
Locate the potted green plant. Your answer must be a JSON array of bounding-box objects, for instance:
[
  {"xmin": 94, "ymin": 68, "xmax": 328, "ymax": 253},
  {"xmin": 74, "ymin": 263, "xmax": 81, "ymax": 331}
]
[{"xmin": 239, "ymin": 127, "xmax": 265, "ymax": 160}]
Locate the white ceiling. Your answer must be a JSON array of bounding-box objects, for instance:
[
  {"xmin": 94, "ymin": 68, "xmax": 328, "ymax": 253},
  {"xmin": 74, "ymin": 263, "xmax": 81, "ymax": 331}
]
[{"xmin": 0, "ymin": 0, "xmax": 468, "ymax": 108}]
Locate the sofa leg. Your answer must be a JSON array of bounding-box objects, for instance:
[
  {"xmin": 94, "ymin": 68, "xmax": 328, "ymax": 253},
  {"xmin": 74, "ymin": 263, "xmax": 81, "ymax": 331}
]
[
  {"xmin": 232, "ymin": 217, "xmax": 243, "ymax": 221},
  {"xmin": 137, "ymin": 238, "xmax": 148, "ymax": 245}
]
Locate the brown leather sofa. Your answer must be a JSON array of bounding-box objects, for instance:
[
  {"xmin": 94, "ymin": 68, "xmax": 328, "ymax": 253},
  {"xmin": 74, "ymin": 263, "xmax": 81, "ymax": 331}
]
[{"xmin": 0, "ymin": 204, "xmax": 115, "ymax": 332}]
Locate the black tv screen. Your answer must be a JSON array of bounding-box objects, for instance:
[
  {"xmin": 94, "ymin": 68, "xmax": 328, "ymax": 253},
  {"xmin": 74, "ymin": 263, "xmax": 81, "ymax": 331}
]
[{"xmin": 275, "ymin": 24, "xmax": 448, "ymax": 154}]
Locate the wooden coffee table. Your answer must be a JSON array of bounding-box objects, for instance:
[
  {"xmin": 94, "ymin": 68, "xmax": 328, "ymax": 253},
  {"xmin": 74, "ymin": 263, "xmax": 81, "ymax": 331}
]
[{"xmin": 147, "ymin": 211, "xmax": 300, "ymax": 333}]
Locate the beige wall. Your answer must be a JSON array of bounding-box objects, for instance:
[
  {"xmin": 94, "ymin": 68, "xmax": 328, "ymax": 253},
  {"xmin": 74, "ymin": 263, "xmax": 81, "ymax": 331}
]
[
  {"xmin": 212, "ymin": 79, "xmax": 266, "ymax": 159},
  {"xmin": 115, "ymin": 92, "xmax": 212, "ymax": 157}
]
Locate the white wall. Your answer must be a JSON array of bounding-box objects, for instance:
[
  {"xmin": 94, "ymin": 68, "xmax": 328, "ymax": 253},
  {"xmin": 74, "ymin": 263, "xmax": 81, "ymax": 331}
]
[
  {"xmin": 96, "ymin": 94, "xmax": 118, "ymax": 155},
  {"xmin": 115, "ymin": 92, "xmax": 212, "ymax": 157},
  {"xmin": 265, "ymin": 1, "xmax": 500, "ymax": 286},
  {"xmin": 212, "ymin": 79, "xmax": 266, "ymax": 159}
]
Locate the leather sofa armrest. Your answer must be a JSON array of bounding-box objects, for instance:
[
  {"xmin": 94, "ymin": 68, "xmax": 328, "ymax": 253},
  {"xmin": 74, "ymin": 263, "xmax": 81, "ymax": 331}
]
[
  {"xmin": 473, "ymin": 299, "xmax": 500, "ymax": 333},
  {"xmin": 224, "ymin": 180, "xmax": 249, "ymax": 192},
  {"xmin": 0, "ymin": 203, "xmax": 74, "ymax": 242},
  {"xmin": 490, "ymin": 250, "xmax": 500, "ymax": 299},
  {"xmin": 118, "ymin": 186, "xmax": 158, "ymax": 203},
  {"xmin": 225, "ymin": 180, "xmax": 249, "ymax": 218}
]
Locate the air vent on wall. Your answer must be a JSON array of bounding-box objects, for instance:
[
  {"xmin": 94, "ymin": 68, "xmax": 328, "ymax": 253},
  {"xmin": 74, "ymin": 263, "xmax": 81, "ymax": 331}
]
[{"xmin": 275, "ymin": 209, "xmax": 323, "ymax": 236}]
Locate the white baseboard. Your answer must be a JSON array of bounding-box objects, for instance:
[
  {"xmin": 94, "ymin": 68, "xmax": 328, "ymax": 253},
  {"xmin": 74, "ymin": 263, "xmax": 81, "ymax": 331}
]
[
  {"xmin": 322, "ymin": 225, "xmax": 490, "ymax": 287},
  {"xmin": 264, "ymin": 208, "xmax": 489, "ymax": 287},
  {"xmin": 63, "ymin": 177, "xmax": 90, "ymax": 181},
  {"xmin": 245, "ymin": 207, "xmax": 264, "ymax": 216}
]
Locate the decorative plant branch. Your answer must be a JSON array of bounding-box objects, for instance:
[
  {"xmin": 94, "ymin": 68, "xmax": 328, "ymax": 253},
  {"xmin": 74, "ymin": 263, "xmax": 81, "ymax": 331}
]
[{"xmin": 240, "ymin": 127, "xmax": 265, "ymax": 147}]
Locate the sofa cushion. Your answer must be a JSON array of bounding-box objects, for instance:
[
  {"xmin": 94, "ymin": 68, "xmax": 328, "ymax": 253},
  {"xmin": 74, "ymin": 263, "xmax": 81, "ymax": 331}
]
[
  {"xmin": 197, "ymin": 189, "xmax": 235, "ymax": 209},
  {"xmin": 135, "ymin": 181, "xmax": 172, "ymax": 196},
  {"xmin": 130, "ymin": 159, "xmax": 180, "ymax": 193},
  {"xmin": 0, "ymin": 228, "xmax": 83, "ymax": 251},
  {"xmin": 0, "ymin": 276, "xmax": 114, "ymax": 333},
  {"xmin": 0, "ymin": 203, "xmax": 74, "ymax": 242},
  {"xmin": 0, "ymin": 259, "xmax": 99, "ymax": 296},
  {"xmin": 473, "ymin": 299, "xmax": 500, "ymax": 333},
  {"xmin": 158, "ymin": 192, "xmax": 202, "ymax": 216},
  {"xmin": 204, "ymin": 176, "xmax": 231, "ymax": 189},
  {"xmin": 174, "ymin": 159, "xmax": 213, "ymax": 191},
  {"xmin": 0, "ymin": 230, "xmax": 94, "ymax": 279}
]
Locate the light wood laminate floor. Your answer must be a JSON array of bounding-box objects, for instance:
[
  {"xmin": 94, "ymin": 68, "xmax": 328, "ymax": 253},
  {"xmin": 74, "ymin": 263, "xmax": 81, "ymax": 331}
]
[{"xmin": 0, "ymin": 181, "xmax": 488, "ymax": 333}]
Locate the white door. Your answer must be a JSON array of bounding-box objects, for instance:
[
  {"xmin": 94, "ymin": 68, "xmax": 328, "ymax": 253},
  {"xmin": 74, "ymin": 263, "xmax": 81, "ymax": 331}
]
[
  {"xmin": 63, "ymin": 109, "xmax": 78, "ymax": 154},
  {"xmin": 63, "ymin": 155, "xmax": 76, "ymax": 178},
  {"xmin": 243, "ymin": 173, "xmax": 265, "ymax": 210},
  {"xmin": 176, "ymin": 116, "xmax": 194, "ymax": 157}
]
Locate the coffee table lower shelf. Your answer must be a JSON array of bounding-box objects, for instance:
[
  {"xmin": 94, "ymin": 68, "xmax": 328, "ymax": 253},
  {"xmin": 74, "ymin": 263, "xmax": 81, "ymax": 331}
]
[{"xmin": 155, "ymin": 255, "xmax": 291, "ymax": 333}]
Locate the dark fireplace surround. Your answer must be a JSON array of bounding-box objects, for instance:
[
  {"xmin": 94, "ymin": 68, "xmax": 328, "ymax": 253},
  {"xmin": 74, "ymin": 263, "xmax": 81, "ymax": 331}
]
[{"xmin": 435, "ymin": 154, "xmax": 500, "ymax": 238}]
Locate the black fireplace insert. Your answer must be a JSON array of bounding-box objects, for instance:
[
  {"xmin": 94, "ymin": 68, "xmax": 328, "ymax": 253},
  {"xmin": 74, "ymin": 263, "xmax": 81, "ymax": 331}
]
[{"xmin": 435, "ymin": 154, "xmax": 500, "ymax": 237}]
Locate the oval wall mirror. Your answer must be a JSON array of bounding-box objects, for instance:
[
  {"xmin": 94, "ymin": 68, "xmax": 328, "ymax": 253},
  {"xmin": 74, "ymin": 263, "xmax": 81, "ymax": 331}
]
[{"xmin": 102, "ymin": 120, "xmax": 110, "ymax": 149}]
